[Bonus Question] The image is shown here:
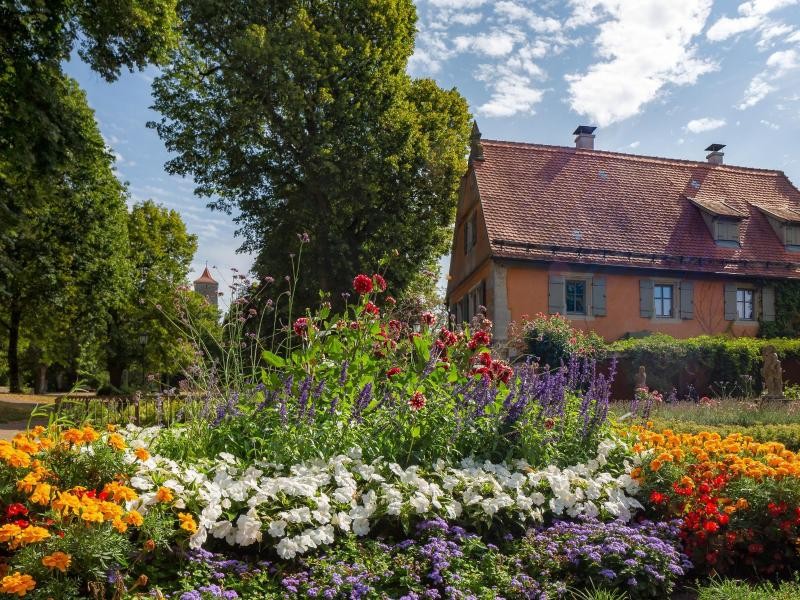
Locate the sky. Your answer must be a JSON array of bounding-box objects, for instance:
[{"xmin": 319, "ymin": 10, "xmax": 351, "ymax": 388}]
[{"xmin": 64, "ymin": 0, "xmax": 800, "ymax": 299}]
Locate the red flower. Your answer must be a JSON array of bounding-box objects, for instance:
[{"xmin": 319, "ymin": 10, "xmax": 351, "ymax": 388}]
[
  {"xmin": 293, "ymin": 317, "xmax": 311, "ymax": 338},
  {"xmin": 386, "ymin": 367, "xmax": 402, "ymax": 378},
  {"xmin": 12, "ymin": 519, "xmax": 28, "ymax": 529},
  {"xmin": 718, "ymin": 514, "xmax": 729, "ymax": 526},
  {"xmin": 372, "ymin": 274, "xmax": 387, "ymax": 292},
  {"xmin": 467, "ymin": 330, "xmax": 492, "ymax": 350},
  {"xmin": 748, "ymin": 543, "xmax": 764, "ymax": 554},
  {"xmin": 704, "ymin": 521, "xmax": 719, "ymax": 533},
  {"xmin": 420, "ymin": 311, "xmax": 436, "ymax": 327},
  {"xmin": 6, "ymin": 504, "xmax": 28, "ymax": 518},
  {"xmin": 650, "ymin": 491, "xmax": 667, "ymax": 504},
  {"xmin": 478, "ymin": 352, "xmax": 493, "ymax": 367},
  {"xmin": 386, "ymin": 296, "xmax": 396, "ymax": 305},
  {"xmin": 408, "ymin": 391, "xmax": 426, "ymax": 411},
  {"xmin": 544, "ymin": 418, "xmax": 555, "ymax": 430},
  {"xmin": 353, "ymin": 274, "xmax": 373, "ymax": 295},
  {"xmin": 362, "ymin": 301, "xmax": 379, "ymax": 316},
  {"xmin": 439, "ymin": 328, "xmax": 458, "ymax": 347}
]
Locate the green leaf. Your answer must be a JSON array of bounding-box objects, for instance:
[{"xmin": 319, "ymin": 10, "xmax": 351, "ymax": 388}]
[{"xmin": 262, "ymin": 350, "xmax": 286, "ymax": 368}]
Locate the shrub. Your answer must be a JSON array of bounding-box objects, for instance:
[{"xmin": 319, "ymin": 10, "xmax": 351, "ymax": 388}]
[
  {"xmin": 647, "ymin": 419, "xmax": 800, "ymax": 451},
  {"xmin": 518, "ymin": 313, "xmax": 606, "ymax": 369},
  {"xmin": 608, "ymin": 334, "xmax": 800, "ymax": 397}
]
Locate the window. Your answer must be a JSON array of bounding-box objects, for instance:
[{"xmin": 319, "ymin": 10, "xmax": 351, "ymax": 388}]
[
  {"xmin": 786, "ymin": 225, "xmax": 800, "ymax": 248},
  {"xmin": 654, "ymin": 284, "xmax": 674, "ymax": 318},
  {"xmin": 463, "ymin": 212, "xmax": 478, "ymax": 254},
  {"xmin": 737, "ymin": 288, "xmax": 754, "ymax": 320},
  {"xmin": 565, "ymin": 280, "xmax": 587, "ymax": 315},
  {"xmin": 715, "ymin": 218, "xmax": 740, "ymax": 243}
]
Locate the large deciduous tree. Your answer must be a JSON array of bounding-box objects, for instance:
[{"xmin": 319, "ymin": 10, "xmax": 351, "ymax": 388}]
[
  {"xmin": 104, "ymin": 200, "xmax": 219, "ymax": 390},
  {"xmin": 0, "ymin": 77, "xmax": 130, "ymax": 393},
  {"xmin": 150, "ymin": 0, "xmax": 471, "ymax": 309}
]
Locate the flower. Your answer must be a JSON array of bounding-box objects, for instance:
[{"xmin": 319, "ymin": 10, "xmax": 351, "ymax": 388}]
[
  {"xmin": 372, "ymin": 274, "xmax": 387, "ymax": 292},
  {"xmin": 353, "ymin": 274, "xmax": 373, "ymax": 295},
  {"xmin": 0, "ymin": 572, "xmax": 35, "ymax": 597},
  {"xmin": 386, "ymin": 367, "xmax": 402, "ymax": 378},
  {"xmin": 134, "ymin": 447, "xmax": 151, "ymax": 462},
  {"xmin": 408, "ymin": 392, "xmax": 426, "ymax": 411},
  {"xmin": 107, "ymin": 433, "xmax": 126, "ymax": 451},
  {"xmin": 420, "ymin": 312, "xmax": 436, "ymax": 327},
  {"xmin": 178, "ymin": 512, "xmax": 198, "ymax": 534},
  {"xmin": 155, "ymin": 487, "xmax": 174, "ymax": 503},
  {"xmin": 293, "ymin": 317, "xmax": 311, "ymax": 338},
  {"xmin": 41, "ymin": 552, "xmax": 71, "ymax": 573},
  {"xmin": 362, "ymin": 301, "xmax": 379, "ymax": 316}
]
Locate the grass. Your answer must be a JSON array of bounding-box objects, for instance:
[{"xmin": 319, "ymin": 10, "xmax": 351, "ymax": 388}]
[
  {"xmin": 695, "ymin": 578, "xmax": 800, "ymax": 599},
  {"xmin": 650, "ymin": 399, "xmax": 800, "ymax": 427}
]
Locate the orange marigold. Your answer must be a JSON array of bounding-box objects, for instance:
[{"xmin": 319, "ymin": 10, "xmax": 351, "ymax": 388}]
[
  {"xmin": 178, "ymin": 512, "xmax": 198, "ymax": 534},
  {"xmin": 155, "ymin": 487, "xmax": 174, "ymax": 503},
  {"xmin": 0, "ymin": 572, "xmax": 35, "ymax": 597},
  {"xmin": 41, "ymin": 552, "xmax": 71, "ymax": 573}
]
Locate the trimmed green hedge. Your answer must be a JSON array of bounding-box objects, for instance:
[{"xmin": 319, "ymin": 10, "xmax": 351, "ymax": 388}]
[{"xmin": 607, "ymin": 334, "xmax": 800, "ymax": 397}]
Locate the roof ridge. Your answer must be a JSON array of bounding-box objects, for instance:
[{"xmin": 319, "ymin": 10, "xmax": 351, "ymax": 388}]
[{"xmin": 479, "ymin": 139, "xmax": 784, "ymax": 177}]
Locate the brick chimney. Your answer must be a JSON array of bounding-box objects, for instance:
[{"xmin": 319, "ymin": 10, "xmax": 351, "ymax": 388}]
[
  {"xmin": 705, "ymin": 143, "xmax": 725, "ymax": 165},
  {"xmin": 573, "ymin": 125, "xmax": 597, "ymax": 150}
]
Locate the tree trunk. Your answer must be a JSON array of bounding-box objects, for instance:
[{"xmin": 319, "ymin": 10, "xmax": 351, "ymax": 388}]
[
  {"xmin": 8, "ymin": 300, "xmax": 21, "ymax": 393},
  {"xmin": 34, "ymin": 364, "xmax": 48, "ymax": 394},
  {"xmin": 108, "ymin": 361, "xmax": 124, "ymax": 390}
]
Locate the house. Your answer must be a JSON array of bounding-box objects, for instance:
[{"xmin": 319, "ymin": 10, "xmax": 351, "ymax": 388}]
[{"xmin": 445, "ymin": 124, "xmax": 800, "ymax": 346}]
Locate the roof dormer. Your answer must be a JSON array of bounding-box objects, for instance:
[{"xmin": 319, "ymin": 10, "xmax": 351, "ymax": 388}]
[
  {"xmin": 754, "ymin": 204, "xmax": 800, "ymax": 252},
  {"xmin": 686, "ymin": 195, "xmax": 746, "ymax": 247}
]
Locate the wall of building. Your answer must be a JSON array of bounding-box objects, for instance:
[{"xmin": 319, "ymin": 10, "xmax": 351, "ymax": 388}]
[{"xmin": 503, "ymin": 262, "xmax": 761, "ymax": 340}]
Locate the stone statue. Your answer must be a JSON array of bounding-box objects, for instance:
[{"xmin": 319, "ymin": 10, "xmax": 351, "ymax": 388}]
[
  {"xmin": 634, "ymin": 365, "xmax": 647, "ymax": 391},
  {"xmin": 762, "ymin": 345, "xmax": 784, "ymax": 400}
]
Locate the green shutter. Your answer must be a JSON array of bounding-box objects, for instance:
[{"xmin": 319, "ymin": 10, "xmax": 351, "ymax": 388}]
[
  {"xmin": 679, "ymin": 281, "xmax": 694, "ymax": 320},
  {"xmin": 762, "ymin": 286, "xmax": 776, "ymax": 322},
  {"xmin": 639, "ymin": 279, "xmax": 654, "ymax": 318},
  {"xmin": 724, "ymin": 283, "xmax": 738, "ymax": 321},
  {"xmin": 592, "ymin": 277, "xmax": 607, "ymax": 316},
  {"xmin": 548, "ymin": 276, "xmax": 565, "ymax": 314}
]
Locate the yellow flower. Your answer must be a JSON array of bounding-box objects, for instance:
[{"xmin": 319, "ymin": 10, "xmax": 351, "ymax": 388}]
[
  {"xmin": 81, "ymin": 426, "xmax": 99, "ymax": 443},
  {"xmin": 134, "ymin": 447, "xmax": 151, "ymax": 462},
  {"xmin": 29, "ymin": 483, "xmax": 52, "ymax": 506},
  {"xmin": 0, "ymin": 524, "xmax": 22, "ymax": 544},
  {"xmin": 0, "ymin": 572, "xmax": 35, "ymax": 597},
  {"xmin": 51, "ymin": 492, "xmax": 81, "ymax": 516},
  {"xmin": 79, "ymin": 508, "xmax": 104, "ymax": 524},
  {"xmin": 41, "ymin": 552, "xmax": 71, "ymax": 573},
  {"xmin": 650, "ymin": 459, "xmax": 663, "ymax": 472},
  {"xmin": 112, "ymin": 518, "xmax": 128, "ymax": 533},
  {"xmin": 155, "ymin": 487, "xmax": 174, "ymax": 503},
  {"xmin": 16, "ymin": 526, "xmax": 50, "ymax": 546},
  {"xmin": 178, "ymin": 512, "xmax": 198, "ymax": 534},
  {"xmin": 106, "ymin": 424, "xmax": 117, "ymax": 432},
  {"xmin": 125, "ymin": 510, "xmax": 144, "ymax": 527},
  {"xmin": 107, "ymin": 433, "xmax": 126, "ymax": 451},
  {"xmin": 103, "ymin": 482, "xmax": 138, "ymax": 503},
  {"xmin": 16, "ymin": 472, "xmax": 40, "ymax": 495},
  {"xmin": 60, "ymin": 429, "xmax": 84, "ymax": 445}
]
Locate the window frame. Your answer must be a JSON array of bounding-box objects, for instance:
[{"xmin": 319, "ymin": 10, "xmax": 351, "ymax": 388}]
[
  {"xmin": 736, "ymin": 288, "xmax": 755, "ymax": 321},
  {"xmin": 653, "ymin": 283, "xmax": 675, "ymax": 318},
  {"xmin": 564, "ymin": 279, "xmax": 588, "ymax": 316}
]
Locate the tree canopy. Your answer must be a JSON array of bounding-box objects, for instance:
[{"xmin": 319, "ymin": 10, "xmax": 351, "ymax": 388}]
[{"xmin": 150, "ymin": 0, "xmax": 471, "ymax": 309}]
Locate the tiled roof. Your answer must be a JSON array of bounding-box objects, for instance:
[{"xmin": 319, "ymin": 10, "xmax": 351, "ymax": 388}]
[
  {"xmin": 754, "ymin": 204, "xmax": 800, "ymax": 224},
  {"xmin": 194, "ymin": 266, "xmax": 217, "ymax": 284},
  {"xmin": 473, "ymin": 140, "xmax": 800, "ymax": 278}
]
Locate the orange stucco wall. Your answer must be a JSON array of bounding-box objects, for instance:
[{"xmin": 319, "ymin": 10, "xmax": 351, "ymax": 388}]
[{"xmin": 504, "ymin": 264, "xmax": 760, "ymax": 341}]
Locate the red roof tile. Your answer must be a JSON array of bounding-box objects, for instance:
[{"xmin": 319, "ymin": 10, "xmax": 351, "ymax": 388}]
[
  {"xmin": 473, "ymin": 140, "xmax": 800, "ymax": 279},
  {"xmin": 194, "ymin": 266, "xmax": 217, "ymax": 284}
]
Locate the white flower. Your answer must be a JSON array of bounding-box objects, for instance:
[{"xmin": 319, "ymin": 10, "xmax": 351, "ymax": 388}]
[
  {"xmin": 352, "ymin": 517, "xmax": 370, "ymax": 536},
  {"xmin": 268, "ymin": 519, "xmax": 287, "ymax": 538}
]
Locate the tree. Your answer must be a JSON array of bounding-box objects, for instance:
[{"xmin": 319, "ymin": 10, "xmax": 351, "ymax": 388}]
[
  {"xmin": 149, "ymin": 0, "xmax": 471, "ymax": 310},
  {"xmin": 0, "ymin": 0, "xmax": 180, "ymax": 243},
  {"xmin": 104, "ymin": 200, "xmax": 219, "ymax": 390},
  {"xmin": 0, "ymin": 77, "xmax": 131, "ymax": 393}
]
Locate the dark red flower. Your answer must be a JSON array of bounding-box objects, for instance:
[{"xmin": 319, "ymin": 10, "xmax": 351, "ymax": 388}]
[
  {"xmin": 362, "ymin": 301, "xmax": 380, "ymax": 316},
  {"xmin": 544, "ymin": 418, "xmax": 555, "ymax": 430},
  {"xmin": 12, "ymin": 519, "xmax": 28, "ymax": 529},
  {"xmin": 386, "ymin": 367, "xmax": 402, "ymax": 378},
  {"xmin": 420, "ymin": 312, "xmax": 436, "ymax": 327},
  {"xmin": 293, "ymin": 317, "xmax": 311, "ymax": 338},
  {"xmin": 408, "ymin": 391, "xmax": 426, "ymax": 411},
  {"xmin": 467, "ymin": 330, "xmax": 492, "ymax": 350},
  {"xmin": 372, "ymin": 274, "xmax": 387, "ymax": 292},
  {"xmin": 650, "ymin": 491, "xmax": 667, "ymax": 504},
  {"xmin": 718, "ymin": 514, "xmax": 729, "ymax": 526},
  {"xmin": 478, "ymin": 352, "xmax": 493, "ymax": 367},
  {"xmin": 353, "ymin": 274, "xmax": 373, "ymax": 295},
  {"xmin": 6, "ymin": 504, "xmax": 28, "ymax": 518}
]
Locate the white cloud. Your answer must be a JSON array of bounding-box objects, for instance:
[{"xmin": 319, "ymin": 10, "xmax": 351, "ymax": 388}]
[
  {"xmin": 761, "ymin": 119, "xmax": 781, "ymax": 129},
  {"xmin": 495, "ymin": 1, "xmax": 562, "ymax": 33},
  {"xmin": 565, "ymin": 0, "xmax": 715, "ymax": 126},
  {"xmin": 476, "ymin": 69, "xmax": 545, "ymax": 117},
  {"xmin": 450, "ymin": 12, "xmax": 483, "ymax": 26},
  {"xmin": 453, "ymin": 31, "xmax": 519, "ymax": 57},
  {"xmin": 755, "ymin": 21, "xmax": 795, "ymax": 48},
  {"xmin": 685, "ymin": 117, "xmax": 726, "ymax": 133},
  {"xmin": 629, "ymin": 140, "xmax": 640, "ymax": 148},
  {"xmin": 738, "ymin": 49, "xmax": 800, "ymax": 108},
  {"xmin": 706, "ymin": 15, "xmax": 763, "ymax": 40},
  {"xmin": 427, "ymin": 0, "xmax": 487, "ymax": 7}
]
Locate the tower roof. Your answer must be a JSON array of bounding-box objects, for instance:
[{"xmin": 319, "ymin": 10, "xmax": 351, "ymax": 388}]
[{"xmin": 193, "ymin": 265, "xmax": 217, "ymax": 284}]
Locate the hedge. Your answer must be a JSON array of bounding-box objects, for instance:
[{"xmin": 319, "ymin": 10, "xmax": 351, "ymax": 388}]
[
  {"xmin": 606, "ymin": 334, "xmax": 800, "ymax": 397},
  {"xmin": 645, "ymin": 419, "xmax": 800, "ymax": 452}
]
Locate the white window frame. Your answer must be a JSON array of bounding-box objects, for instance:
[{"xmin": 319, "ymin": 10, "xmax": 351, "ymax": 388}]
[
  {"xmin": 653, "ymin": 283, "xmax": 675, "ymax": 318},
  {"xmin": 737, "ymin": 288, "xmax": 755, "ymax": 321},
  {"xmin": 565, "ymin": 279, "xmax": 588, "ymax": 316}
]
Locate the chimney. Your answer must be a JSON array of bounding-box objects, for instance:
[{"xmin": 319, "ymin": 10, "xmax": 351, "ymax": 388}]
[
  {"xmin": 573, "ymin": 125, "xmax": 597, "ymax": 150},
  {"xmin": 705, "ymin": 143, "xmax": 725, "ymax": 165}
]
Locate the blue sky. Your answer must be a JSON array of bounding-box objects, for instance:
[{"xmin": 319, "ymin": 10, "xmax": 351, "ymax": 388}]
[{"xmin": 65, "ymin": 0, "xmax": 800, "ymax": 298}]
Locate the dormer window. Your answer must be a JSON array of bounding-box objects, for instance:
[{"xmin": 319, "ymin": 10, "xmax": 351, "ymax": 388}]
[
  {"xmin": 753, "ymin": 205, "xmax": 800, "ymax": 252},
  {"xmin": 686, "ymin": 195, "xmax": 746, "ymax": 247}
]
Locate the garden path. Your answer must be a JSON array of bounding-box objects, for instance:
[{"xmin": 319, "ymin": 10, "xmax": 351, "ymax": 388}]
[{"xmin": 0, "ymin": 418, "xmax": 47, "ymax": 440}]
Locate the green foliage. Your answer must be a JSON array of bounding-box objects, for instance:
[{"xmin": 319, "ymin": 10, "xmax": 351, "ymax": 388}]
[
  {"xmin": 760, "ymin": 280, "xmax": 800, "ymax": 338},
  {"xmin": 696, "ymin": 577, "xmax": 800, "ymax": 600},
  {"xmin": 608, "ymin": 334, "xmax": 800, "ymax": 396},
  {"xmin": 149, "ymin": 0, "xmax": 471, "ymax": 310},
  {"xmin": 519, "ymin": 313, "xmax": 606, "ymax": 368}
]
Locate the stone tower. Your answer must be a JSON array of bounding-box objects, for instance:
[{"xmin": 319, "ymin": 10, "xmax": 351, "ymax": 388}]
[{"xmin": 193, "ymin": 264, "xmax": 219, "ymax": 308}]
